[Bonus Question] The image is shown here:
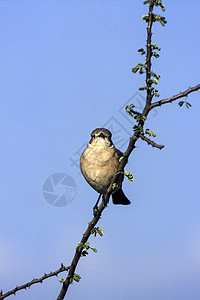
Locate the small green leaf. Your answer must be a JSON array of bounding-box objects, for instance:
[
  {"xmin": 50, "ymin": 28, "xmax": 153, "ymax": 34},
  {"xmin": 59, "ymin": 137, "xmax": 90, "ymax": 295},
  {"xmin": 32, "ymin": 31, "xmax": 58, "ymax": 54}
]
[
  {"xmin": 91, "ymin": 247, "xmax": 98, "ymax": 253},
  {"xmin": 125, "ymin": 104, "xmax": 138, "ymax": 118},
  {"xmin": 97, "ymin": 227, "xmax": 104, "ymax": 236},
  {"xmin": 128, "ymin": 104, "xmax": 135, "ymax": 109},
  {"xmin": 151, "ymin": 44, "xmax": 161, "ymax": 51},
  {"xmin": 160, "ymin": 16, "xmax": 167, "ymax": 26},
  {"xmin": 76, "ymin": 243, "xmax": 84, "ymax": 252},
  {"xmin": 151, "ymin": 72, "xmax": 160, "ymax": 79},
  {"xmin": 132, "ymin": 63, "xmax": 144, "ymax": 73},
  {"xmin": 81, "ymin": 250, "xmax": 89, "ymax": 256},
  {"xmin": 132, "ymin": 67, "xmax": 139, "ymax": 73},
  {"xmin": 141, "ymin": 15, "xmax": 149, "ymax": 22},
  {"xmin": 145, "ymin": 129, "xmax": 156, "ymax": 137},
  {"xmin": 133, "ymin": 124, "xmax": 144, "ymax": 135},
  {"xmin": 157, "ymin": 2, "xmax": 165, "ymax": 11},
  {"xmin": 185, "ymin": 102, "xmax": 192, "ymax": 109},
  {"xmin": 160, "ymin": 4, "xmax": 165, "ymax": 12},
  {"xmin": 134, "ymin": 115, "xmax": 140, "ymax": 122},
  {"xmin": 59, "ymin": 278, "xmax": 64, "ymax": 283},
  {"xmin": 124, "ymin": 171, "xmax": 134, "ymax": 183},
  {"xmin": 152, "ymin": 52, "xmax": 160, "ymax": 58},
  {"xmin": 139, "ymin": 68, "xmax": 145, "ymax": 74},
  {"xmin": 112, "ymin": 183, "xmax": 119, "ymax": 190},
  {"xmin": 154, "ymin": 93, "xmax": 159, "ymax": 97},
  {"xmin": 178, "ymin": 100, "xmax": 192, "ymax": 109},
  {"xmin": 91, "ymin": 228, "xmax": 96, "ymax": 236},
  {"xmin": 147, "ymin": 78, "xmax": 158, "ymax": 85},
  {"xmin": 141, "ymin": 115, "xmax": 147, "ymax": 122},
  {"xmin": 84, "ymin": 242, "xmax": 90, "ymax": 249},
  {"xmin": 152, "ymin": 88, "xmax": 160, "ymax": 97},
  {"xmin": 74, "ymin": 274, "xmax": 81, "ymax": 282},
  {"xmin": 154, "ymin": 0, "xmax": 165, "ymax": 11},
  {"xmin": 153, "ymin": 14, "xmax": 167, "ymax": 26},
  {"xmin": 178, "ymin": 101, "xmax": 184, "ymax": 107},
  {"xmin": 91, "ymin": 227, "xmax": 104, "ymax": 237},
  {"xmin": 139, "ymin": 86, "xmax": 148, "ymax": 91}
]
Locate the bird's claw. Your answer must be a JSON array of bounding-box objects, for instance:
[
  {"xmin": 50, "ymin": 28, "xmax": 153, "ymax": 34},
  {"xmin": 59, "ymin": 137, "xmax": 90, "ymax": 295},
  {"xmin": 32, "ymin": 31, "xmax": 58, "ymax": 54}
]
[{"xmin": 93, "ymin": 205, "xmax": 99, "ymax": 217}]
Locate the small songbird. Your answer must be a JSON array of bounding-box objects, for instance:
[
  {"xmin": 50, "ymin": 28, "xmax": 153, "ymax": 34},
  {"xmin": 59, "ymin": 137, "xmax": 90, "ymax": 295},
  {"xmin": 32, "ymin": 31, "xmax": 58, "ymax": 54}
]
[{"xmin": 80, "ymin": 128, "xmax": 131, "ymax": 205}]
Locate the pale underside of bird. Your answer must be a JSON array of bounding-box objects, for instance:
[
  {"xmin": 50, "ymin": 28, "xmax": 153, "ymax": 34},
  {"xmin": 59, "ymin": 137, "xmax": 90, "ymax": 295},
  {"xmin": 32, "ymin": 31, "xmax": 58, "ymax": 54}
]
[{"xmin": 80, "ymin": 128, "xmax": 131, "ymax": 206}]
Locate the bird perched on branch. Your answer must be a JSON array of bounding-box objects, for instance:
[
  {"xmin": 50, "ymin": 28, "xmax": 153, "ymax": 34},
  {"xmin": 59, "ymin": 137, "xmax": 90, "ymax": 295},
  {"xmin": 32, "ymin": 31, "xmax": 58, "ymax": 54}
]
[{"xmin": 80, "ymin": 128, "xmax": 131, "ymax": 207}]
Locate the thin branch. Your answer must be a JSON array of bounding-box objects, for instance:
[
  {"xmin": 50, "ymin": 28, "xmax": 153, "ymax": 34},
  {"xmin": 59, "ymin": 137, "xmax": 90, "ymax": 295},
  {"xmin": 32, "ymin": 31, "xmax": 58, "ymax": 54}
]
[
  {"xmin": 0, "ymin": 264, "xmax": 69, "ymax": 300},
  {"xmin": 139, "ymin": 134, "xmax": 164, "ymax": 149},
  {"xmin": 57, "ymin": 4, "xmax": 155, "ymax": 299},
  {"xmin": 145, "ymin": 2, "xmax": 154, "ymax": 107},
  {"xmin": 131, "ymin": 109, "xmax": 141, "ymax": 115},
  {"xmin": 150, "ymin": 84, "xmax": 200, "ymax": 109},
  {"xmin": 141, "ymin": 1, "xmax": 154, "ymax": 117}
]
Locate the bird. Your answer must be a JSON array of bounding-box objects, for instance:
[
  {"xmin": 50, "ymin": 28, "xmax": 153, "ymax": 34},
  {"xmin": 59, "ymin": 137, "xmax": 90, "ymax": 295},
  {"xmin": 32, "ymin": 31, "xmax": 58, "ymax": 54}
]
[{"xmin": 80, "ymin": 128, "xmax": 131, "ymax": 207}]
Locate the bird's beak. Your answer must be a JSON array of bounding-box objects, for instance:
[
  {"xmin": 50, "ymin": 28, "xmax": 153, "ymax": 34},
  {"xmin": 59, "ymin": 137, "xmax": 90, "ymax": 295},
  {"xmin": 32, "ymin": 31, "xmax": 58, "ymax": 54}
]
[{"xmin": 99, "ymin": 133, "xmax": 104, "ymax": 138}]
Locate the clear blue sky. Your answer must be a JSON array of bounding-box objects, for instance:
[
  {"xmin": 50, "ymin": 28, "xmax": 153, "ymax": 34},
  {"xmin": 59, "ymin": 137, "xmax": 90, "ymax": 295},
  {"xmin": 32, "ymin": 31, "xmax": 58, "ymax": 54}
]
[{"xmin": 1, "ymin": 1, "xmax": 200, "ymax": 300}]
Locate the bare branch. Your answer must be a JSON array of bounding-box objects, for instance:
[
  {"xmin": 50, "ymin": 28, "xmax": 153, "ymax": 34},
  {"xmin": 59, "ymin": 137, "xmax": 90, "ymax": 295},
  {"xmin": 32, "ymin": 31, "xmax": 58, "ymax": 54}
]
[
  {"xmin": 139, "ymin": 134, "xmax": 164, "ymax": 149},
  {"xmin": 0, "ymin": 264, "xmax": 69, "ymax": 300},
  {"xmin": 150, "ymin": 84, "xmax": 200, "ymax": 109}
]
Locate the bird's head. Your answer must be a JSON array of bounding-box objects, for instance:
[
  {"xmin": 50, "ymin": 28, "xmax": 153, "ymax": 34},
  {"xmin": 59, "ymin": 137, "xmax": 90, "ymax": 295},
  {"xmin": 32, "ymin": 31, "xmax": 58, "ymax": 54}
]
[{"xmin": 89, "ymin": 128, "xmax": 113, "ymax": 148}]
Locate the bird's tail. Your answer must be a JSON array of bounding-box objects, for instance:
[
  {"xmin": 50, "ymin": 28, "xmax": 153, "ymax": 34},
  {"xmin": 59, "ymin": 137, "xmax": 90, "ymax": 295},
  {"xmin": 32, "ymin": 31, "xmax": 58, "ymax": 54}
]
[{"xmin": 112, "ymin": 188, "xmax": 131, "ymax": 205}]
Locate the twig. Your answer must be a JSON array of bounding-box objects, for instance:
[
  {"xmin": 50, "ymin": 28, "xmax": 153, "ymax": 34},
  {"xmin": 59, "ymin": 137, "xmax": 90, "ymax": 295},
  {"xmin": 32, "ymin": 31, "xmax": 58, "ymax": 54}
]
[
  {"xmin": 141, "ymin": 0, "xmax": 155, "ymax": 117},
  {"xmin": 139, "ymin": 134, "xmax": 164, "ymax": 149},
  {"xmin": 150, "ymin": 84, "xmax": 200, "ymax": 109},
  {"xmin": 0, "ymin": 264, "xmax": 69, "ymax": 300},
  {"xmin": 145, "ymin": 1, "xmax": 154, "ymax": 107},
  {"xmin": 131, "ymin": 109, "xmax": 141, "ymax": 115}
]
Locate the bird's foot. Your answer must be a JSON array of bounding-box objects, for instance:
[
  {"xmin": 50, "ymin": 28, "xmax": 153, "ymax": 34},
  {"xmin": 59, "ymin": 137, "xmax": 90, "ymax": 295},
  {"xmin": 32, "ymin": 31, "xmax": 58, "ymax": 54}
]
[
  {"xmin": 93, "ymin": 204, "xmax": 99, "ymax": 217},
  {"xmin": 93, "ymin": 194, "xmax": 102, "ymax": 217}
]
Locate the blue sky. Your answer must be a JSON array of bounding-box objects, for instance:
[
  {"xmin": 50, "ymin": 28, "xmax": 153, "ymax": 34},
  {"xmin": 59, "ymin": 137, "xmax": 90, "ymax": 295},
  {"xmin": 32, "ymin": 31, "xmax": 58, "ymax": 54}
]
[{"xmin": 1, "ymin": 1, "xmax": 200, "ymax": 299}]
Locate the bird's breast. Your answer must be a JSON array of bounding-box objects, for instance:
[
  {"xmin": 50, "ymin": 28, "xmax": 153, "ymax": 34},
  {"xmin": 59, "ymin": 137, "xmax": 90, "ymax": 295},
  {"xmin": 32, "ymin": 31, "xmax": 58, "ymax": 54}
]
[{"xmin": 80, "ymin": 146, "xmax": 121, "ymax": 194}]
